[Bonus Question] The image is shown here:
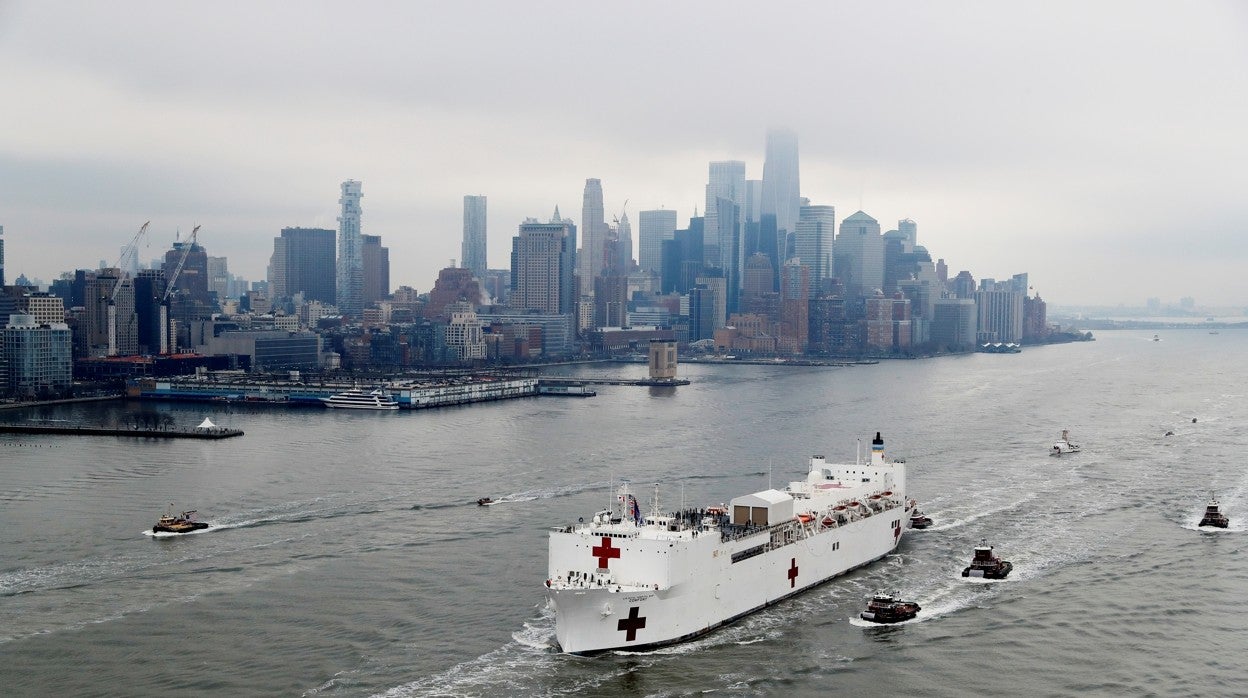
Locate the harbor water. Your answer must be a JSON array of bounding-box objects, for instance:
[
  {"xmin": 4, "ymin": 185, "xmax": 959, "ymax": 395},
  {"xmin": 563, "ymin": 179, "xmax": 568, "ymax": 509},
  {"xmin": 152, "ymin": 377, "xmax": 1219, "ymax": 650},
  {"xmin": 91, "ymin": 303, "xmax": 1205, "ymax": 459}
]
[{"xmin": 1, "ymin": 330, "xmax": 1245, "ymax": 696}]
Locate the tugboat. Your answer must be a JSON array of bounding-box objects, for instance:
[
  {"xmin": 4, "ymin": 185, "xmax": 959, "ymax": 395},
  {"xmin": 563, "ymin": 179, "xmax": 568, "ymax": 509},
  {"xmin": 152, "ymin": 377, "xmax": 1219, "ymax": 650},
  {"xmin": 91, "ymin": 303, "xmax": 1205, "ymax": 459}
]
[
  {"xmin": 860, "ymin": 592, "xmax": 921, "ymax": 624},
  {"xmin": 909, "ymin": 509, "xmax": 933, "ymax": 529},
  {"xmin": 962, "ymin": 539, "xmax": 1013, "ymax": 579},
  {"xmin": 1198, "ymin": 494, "xmax": 1229, "ymax": 528},
  {"xmin": 1051, "ymin": 429, "xmax": 1081, "ymax": 456},
  {"xmin": 153, "ymin": 509, "xmax": 209, "ymax": 534}
]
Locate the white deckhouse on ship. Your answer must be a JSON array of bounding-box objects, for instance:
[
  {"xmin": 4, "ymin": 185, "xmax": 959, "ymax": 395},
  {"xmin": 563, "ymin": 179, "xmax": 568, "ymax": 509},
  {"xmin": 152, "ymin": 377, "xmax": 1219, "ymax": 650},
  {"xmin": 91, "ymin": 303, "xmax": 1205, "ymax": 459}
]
[{"xmin": 545, "ymin": 432, "xmax": 913, "ymax": 654}]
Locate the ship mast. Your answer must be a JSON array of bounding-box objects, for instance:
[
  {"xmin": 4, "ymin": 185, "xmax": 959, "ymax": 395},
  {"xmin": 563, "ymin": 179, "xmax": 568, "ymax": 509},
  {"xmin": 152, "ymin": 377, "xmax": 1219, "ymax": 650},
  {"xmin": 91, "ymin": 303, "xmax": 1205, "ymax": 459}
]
[{"xmin": 651, "ymin": 483, "xmax": 661, "ymax": 519}]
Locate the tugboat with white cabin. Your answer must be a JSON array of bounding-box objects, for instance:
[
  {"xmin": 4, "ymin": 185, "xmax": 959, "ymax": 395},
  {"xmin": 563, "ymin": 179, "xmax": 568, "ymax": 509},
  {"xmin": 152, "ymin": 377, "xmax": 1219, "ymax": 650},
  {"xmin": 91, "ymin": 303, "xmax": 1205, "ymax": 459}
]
[{"xmin": 545, "ymin": 432, "xmax": 914, "ymax": 654}]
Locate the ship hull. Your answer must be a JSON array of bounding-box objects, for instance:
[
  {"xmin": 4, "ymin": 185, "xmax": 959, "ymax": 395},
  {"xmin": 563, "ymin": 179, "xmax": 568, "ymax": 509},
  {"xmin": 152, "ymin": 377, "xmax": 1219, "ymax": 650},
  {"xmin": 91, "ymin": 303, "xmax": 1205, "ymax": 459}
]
[{"xmin": 548, "ymin": 507, "xmax": 905, "ymax": 654}]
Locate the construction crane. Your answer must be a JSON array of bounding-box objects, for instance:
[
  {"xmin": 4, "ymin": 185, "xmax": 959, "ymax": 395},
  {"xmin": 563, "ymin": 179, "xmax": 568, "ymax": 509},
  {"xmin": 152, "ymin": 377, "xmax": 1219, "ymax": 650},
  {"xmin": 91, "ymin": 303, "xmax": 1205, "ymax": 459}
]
[
  {"xmin": 107, "ymin": 221, "xmax": 149, "ymax": 356},
  {"xmin": 162, "ymin": 225, "xmax": 200, "ymax": 303},
  {"xmin": 159, "ymin": 225, "xmax": 200, "ymax": 355}
]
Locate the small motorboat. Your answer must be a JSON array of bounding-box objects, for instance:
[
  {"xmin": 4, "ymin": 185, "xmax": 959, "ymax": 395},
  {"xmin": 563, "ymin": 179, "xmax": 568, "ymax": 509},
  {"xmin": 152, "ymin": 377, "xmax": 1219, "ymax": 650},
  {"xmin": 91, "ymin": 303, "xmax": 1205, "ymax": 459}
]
[
  {"xmin": 476, "ymin": 497, "xmax": 494, "ymax": 506},
  {"xmin": 860, "ymin": 593, "xmax": 921, "ymax": 624},
  {"xmin": 1051, "ymin": 429, "xmax": 1081, "ymax": 456},
  {"xmin": 1198, "ymin": 494, "xmax": 1229, "ymax": 528},
  {"xmin": 962, "ymin": 539, "xmax": 1013, "ymax": 579},
  {"xmin": 909, "ymin": 510, "xmax": 933, "ymax": 529},
  {"xmin": 153, "ymin": 509, "xmax": 209, "ymax": 534}
]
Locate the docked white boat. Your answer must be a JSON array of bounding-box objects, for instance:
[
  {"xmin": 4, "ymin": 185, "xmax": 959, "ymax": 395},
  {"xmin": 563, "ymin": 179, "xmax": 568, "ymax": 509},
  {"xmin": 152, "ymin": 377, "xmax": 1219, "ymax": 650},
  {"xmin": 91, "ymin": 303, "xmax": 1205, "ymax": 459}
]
[
  {"xmin": 320, "ymin": 389, "xmax": 399, "ymax": 410},
  {"xmin": 545, "ymin": 432, "xmax": 912, "ymax": 654},
  {"xmin": 1051, "ymin": 429, "xmax": 1081, "ymax": 456}
]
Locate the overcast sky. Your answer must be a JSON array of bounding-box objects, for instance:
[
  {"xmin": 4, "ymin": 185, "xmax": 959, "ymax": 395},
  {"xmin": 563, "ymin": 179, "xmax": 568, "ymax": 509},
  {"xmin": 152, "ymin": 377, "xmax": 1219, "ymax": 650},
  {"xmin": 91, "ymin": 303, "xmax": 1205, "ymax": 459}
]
[{"xmin": 1, "ymin": 1, "xmax": 1245, "ymax": 306}]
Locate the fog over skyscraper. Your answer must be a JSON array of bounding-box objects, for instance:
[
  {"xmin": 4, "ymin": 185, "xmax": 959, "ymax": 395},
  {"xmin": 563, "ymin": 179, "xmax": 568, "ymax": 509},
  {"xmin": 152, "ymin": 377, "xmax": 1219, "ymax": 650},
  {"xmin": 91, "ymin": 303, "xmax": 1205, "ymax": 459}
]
[
  {"xmin": 761, "ymin": 127, "xmax": 801, "ymax": 268},
  {"xmin": 335, "ymin": 180, "xmax": 364, "ymax": 318},
  {"xmin": 462, "ymin": 195, "xmax": 487, "ymax": 280},
  {"xmin": 579, "ymin": 178, "xmax": 607, "ymax": 297}
]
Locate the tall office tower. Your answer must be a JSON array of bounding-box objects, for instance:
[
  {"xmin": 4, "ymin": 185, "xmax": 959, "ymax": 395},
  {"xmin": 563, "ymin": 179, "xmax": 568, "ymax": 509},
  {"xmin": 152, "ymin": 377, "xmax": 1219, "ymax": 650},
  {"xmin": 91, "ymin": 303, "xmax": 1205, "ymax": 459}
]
[
  {"xmin": 0, "ymin": 224, "xmax": 5, "ymax": 286},
  {"xmin": 742, "ymin": 180, "xmax": 766, "ymax": 266},
  {"xmin": 133, "ymin": 269, "xmax": 166, "ymax": 355},
  {"xmin": 1009, "ymin": 272, "xmax": 1029, "ymax": 296},
  {"xmin": 779, "ymin": 259, "xmax": 810, "ymax": 352},
  {"xmin": 613, "ymin": 210, "xmax": 634, "ymax": 273},
  {"xmin": 426, "ymin": 267, "xmax": 483, "ymax": 319},
  {"xmin": 897, "ymin": 219, "xmax": 917, "ymax": 252},
  {"xmin": 951, "ymin": 270, "xmax": 975, "ymax": 299},
  {"xmin": 932, "ymin": 298, "xmax": 978, "ymax": 348},
  {"xmin": 362, "ymin": 234, "xmax": 389, "ymax": 307},
  {"xmin": 833, "ymin": 211, "xmax": 884, "ymax": 300},
  {"xmin": 270, "ymin": 228, "xmax": 336, "ymax": 304},
  {"xmin": 163, "ymin": 236, "xmax": 213, "ymax": 309},
  {"xmin": 462, "ymin": 195, "xmax": 488, "ymax": 280},
  {"xmin": 936, "ymin": 258, "xmax": 948, "ymax": 283},
  {"xmin": 510, "ymin": 218, "xmax": 577, "ymax": 315},
  {"xmin": 975, "ymin": 288, "xmax": 1024, "ymax": 343},
  {"xmin": 695, "ymin": 272, "xmax": 727, "ymax": 334},
  {"xmin": 704, "ymin": 160, "xmax": 746, "ymax": 275},
  {"xmin": 84, "ymin": 268, "xmax": 137, "ymax": 356},
  {"xmin": 579, "ymin": 179, "xmax": 608, "ymax": 297},
  {"xmin": 793, "ymin": 205, "xmax": 836, "ymax": 298},
  {"xmin": 741, "ymin": 252, "xmax": 774, "ymax": 302},
  {"xmin": 207, "ymin": 256, "xmax": 229, "ymax": 302},
  {"xmin": 761, "ymin": 128, "xmax": 800, "ymax": 267},
  {"xmin": 638, "ymin": 209, "xmax": 678, "ymax": 274},
  {"xmin": 335, "ymin": 179, "xmax": 364, "ymax": 318},
  {"xmin": 687, "ymin": 285, "xmax": 718, "ymax": 341}
]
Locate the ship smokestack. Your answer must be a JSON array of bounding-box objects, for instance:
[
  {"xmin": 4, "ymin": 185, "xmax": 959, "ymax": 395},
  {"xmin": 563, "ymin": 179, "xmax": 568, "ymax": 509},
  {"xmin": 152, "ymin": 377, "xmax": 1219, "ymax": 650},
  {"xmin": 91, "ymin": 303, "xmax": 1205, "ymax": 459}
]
[{"xmin": 871, "ymin": 432, "xmax": 885, "ymax": 465}]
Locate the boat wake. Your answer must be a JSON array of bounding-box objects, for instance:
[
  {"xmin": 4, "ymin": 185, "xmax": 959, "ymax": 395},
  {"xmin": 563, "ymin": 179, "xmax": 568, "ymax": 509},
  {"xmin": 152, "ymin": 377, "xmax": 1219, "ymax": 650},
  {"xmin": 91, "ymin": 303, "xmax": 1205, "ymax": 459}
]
[
  {"xmin": 922, "ymin": 493, "xmax": 1037, "ymax": 532},
  {"xmin": 142, "ymin": 525, "xmax": 222, "ymax": 539}
]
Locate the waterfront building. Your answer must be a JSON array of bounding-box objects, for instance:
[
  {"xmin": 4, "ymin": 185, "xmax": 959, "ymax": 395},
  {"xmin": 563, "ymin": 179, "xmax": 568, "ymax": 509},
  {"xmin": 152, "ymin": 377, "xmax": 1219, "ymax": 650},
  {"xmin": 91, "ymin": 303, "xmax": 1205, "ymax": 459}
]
[
  {"xmin": 3, "ymin": 313, "xmax": 72, "ymax": 397},
  {"xmin": 638, "ymin": 209, "xmax": 677, "ymax": 274},
  {"xmin": 648, "ymin": 339, "xmax": 678, "ymax": 380},
  {"xmin": 761, "ymin": 127, "xmax": 800, "ymax": 269},
  {"xmin": 975, "ymin": 289, "xmax": 1024, "ymax": 343},
  {"xmin": 462, "ymin": 195, "xmax": 488, "ymax": 280},
  {"xmin": 793, "ymin": 205, "xmax": 836, "ymax": 297},
  {"xmin": 1023, "ymin": 294, "xmax": 1048, "ymax": 341},
  {"xmin": 477, "ymin": 306, "xmax": 575, "ymax": 356},
  {"xmin": 197, "ymin": 329, "xmax": 322, "ymax": 371},
  {"xmin": 335, "ymin": 180, "xmax": 365, "ymax": 319},
  {"xmin": 579, "ymin": 179, "xmax": 608, "ymax": 297},
  {"xmin": 270, "ymin": 227, "xmax": 335, "ymax": 304},
  {"xmin": 362, "ymin": 234, "xmax": 389, "ymax": 308},
  {"xmin": 833, "ymin": 211, "xmax": 884, "ymax": 300},
  {"xmin": 932, "ymin": 297, "xmax": 978, "ymax": 348},
  {"xmin": 510, "ymin": 218, "xmax": 577, "ymax": 315}
]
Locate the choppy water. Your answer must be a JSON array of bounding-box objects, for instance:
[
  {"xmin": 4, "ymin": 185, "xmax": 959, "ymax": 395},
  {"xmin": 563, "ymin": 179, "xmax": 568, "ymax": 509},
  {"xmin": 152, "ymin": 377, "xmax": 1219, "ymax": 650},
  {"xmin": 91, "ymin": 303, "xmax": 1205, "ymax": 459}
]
[{"xmin": 1, "ymin": 330, "xmax": 1245, "ymax": 696}]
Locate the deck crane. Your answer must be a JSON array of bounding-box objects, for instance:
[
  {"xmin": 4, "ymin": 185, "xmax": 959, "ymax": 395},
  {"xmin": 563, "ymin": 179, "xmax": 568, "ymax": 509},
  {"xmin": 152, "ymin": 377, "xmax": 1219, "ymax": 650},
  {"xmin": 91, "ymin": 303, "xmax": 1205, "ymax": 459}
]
[
  {"xmin": 159, "ymin": 225, "xmax": 200, "ymax": 354},
  {"xmin": 107, "ymin": 221, "xmax": 150, "ymax": 356}
]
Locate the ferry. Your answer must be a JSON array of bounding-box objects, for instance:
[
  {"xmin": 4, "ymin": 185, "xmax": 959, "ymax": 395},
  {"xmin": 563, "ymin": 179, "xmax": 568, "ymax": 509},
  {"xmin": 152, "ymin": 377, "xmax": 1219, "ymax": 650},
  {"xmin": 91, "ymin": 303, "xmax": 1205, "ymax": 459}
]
[
  {"xmin": 545, "ymin": 432, "xmax": 912, "ymax": 654},
  {"xmin": 320, "ymin": 389, "xmax": 399, "ymax": 410}
]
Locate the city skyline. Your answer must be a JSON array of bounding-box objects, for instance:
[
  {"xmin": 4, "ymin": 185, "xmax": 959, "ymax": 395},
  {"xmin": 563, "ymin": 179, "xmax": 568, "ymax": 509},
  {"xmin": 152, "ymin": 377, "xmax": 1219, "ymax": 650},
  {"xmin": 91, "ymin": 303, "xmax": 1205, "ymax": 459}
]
[{"xmin": 1, "ymin": 2, "xmax": 1245, "ymax": 306}]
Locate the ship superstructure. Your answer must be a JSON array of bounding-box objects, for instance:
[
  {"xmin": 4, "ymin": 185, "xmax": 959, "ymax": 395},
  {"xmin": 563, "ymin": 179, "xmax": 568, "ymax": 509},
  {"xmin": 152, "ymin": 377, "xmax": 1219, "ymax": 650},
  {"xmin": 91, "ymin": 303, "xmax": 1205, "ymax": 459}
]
[{"xmin": 545, "ymin": 432, "xmax": 912, "ymax": 653}]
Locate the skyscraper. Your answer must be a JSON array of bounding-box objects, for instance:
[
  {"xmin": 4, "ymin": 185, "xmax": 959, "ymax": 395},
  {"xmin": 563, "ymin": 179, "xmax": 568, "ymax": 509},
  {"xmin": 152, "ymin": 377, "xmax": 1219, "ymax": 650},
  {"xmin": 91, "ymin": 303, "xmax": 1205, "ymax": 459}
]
[
  {"xmin": 761, "ymin": 128, "xmax": 800, "ymax": 267},
  {"xmin": 0, "ymin": 224, "xmax": 5, "ymax": 287},
  {"xmin": 579, "ymin": 179, "xmax": 608, "ymax": 297},
  {"xmin": 638, "ymin": 209, "xmax": 678, "ymax": 274},
  {"xmin": 793, "ymin": 205, "xmax": 836, "ymax": 297},
  {"xmin": 511, "ymin": 218, "xmax": 577, "ymax": 315},
  {"xmin": 833, "ymin": 211, "xmax": 884, "ymax": 299},
  {"xmin": 462, "ymin": 195, "xmax": 487, "ymax": 280},
  {"xmin": 270, "ymin": 228, "xmax": 336, "ymax": 304},
  {"xmin": 362, "ymin": 234, "xmax": 389, "ymax": 307},
  {"xmin": 335, "ymin": 180, "xmax": 364, "ymax": 318},
  {"xmin": 704, "ymin": 160, "xmax": 746, "ymax": 272}
]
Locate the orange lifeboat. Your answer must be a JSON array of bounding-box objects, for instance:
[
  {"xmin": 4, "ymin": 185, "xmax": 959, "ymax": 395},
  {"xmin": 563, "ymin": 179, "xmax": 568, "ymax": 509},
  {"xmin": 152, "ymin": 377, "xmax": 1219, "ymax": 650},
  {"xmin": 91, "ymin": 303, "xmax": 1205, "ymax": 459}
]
[{"xmin": 797, "ymin": 513, "xmax": 813, "ymax": 524}]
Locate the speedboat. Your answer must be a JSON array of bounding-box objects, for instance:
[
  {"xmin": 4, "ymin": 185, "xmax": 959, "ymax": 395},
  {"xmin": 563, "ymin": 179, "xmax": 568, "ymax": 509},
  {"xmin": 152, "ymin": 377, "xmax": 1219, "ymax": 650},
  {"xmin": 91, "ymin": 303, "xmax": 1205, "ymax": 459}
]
[
  {"xmin": 153, "ymin": 509, "xmax": 209, "ymax": 534},
  {"xmin": 1199, "ymin": 495, "xmax": 1228, "ymax": 528},
  {"xmin": 320, "ymin": 388, "xmax": 399, "ymax": 410},
  {"xmin": 962, "ymin": 539, "xmax": 1013, "ymax": 579},
  {"xmin": 909, "ymin": 509, "xmax": 933, "ymax": 529},
  {"xmin": 1051, "ymin": 429, "xmax": 1081, "ymax": 456},
  {"xmin": 860, "ymin": 593, "xmax": 921, "ymax": 623},
  {"xmin": 477, "ymin": 497, "xmax": 494, "ymax": 506}
]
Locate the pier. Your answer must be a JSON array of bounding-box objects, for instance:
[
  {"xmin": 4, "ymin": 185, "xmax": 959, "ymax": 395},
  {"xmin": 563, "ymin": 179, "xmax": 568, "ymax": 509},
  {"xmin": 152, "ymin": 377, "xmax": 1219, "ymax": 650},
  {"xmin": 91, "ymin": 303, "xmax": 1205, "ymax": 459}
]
[{"xmin": 0, "ymin": 422, "xmax": 243, "ymax": 440}]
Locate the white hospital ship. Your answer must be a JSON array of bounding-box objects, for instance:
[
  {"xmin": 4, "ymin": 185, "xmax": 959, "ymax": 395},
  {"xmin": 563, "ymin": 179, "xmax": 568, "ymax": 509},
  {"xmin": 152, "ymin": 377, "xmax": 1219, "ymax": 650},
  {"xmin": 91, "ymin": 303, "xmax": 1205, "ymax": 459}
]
[{"xmin": 546, "ymin": 432, "xmax": 913, "ymax": 653}]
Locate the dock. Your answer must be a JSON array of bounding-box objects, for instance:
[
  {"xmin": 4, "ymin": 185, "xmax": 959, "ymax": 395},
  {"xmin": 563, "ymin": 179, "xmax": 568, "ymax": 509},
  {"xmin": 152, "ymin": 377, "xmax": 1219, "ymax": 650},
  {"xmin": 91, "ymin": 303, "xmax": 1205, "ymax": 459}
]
[
  {"xmin": 0, "ymin": 423, "xmax": 243, "ymax": 440},
  {"xmin": 539, "ymin": 377, "xmax": 690, "ymax": 388}
]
